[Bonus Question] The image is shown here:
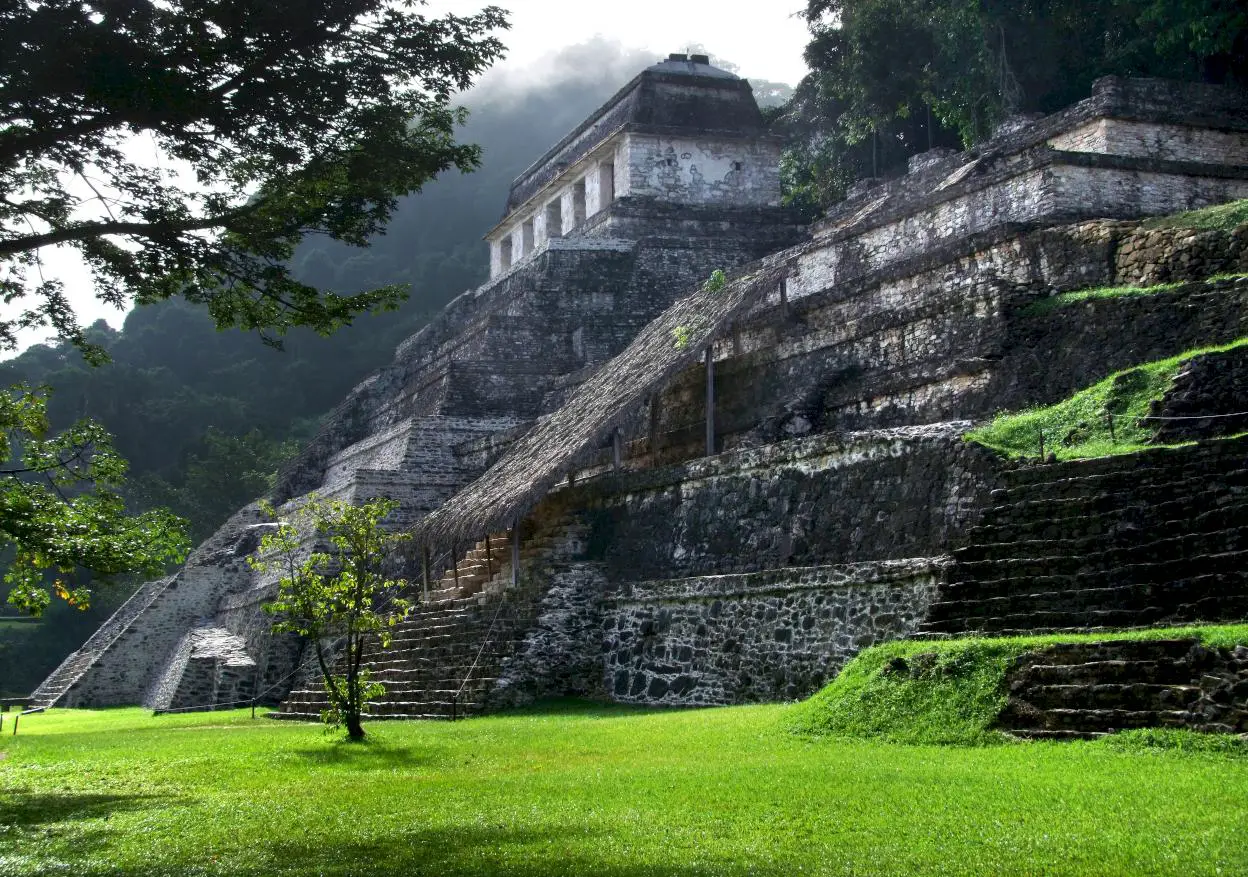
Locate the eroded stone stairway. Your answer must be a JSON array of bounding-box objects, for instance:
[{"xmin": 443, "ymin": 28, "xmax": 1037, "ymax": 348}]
[
  {"xmin": 998, "ymin": 638, "xmax": 1248, "ymax": 739},
  {"xmin": 923, "ymin": 435, "xmax": 1248, "ymax": 636},
  {"xmin": 276, "ymin": 520, "xmax": 575, "ymax": 720}
]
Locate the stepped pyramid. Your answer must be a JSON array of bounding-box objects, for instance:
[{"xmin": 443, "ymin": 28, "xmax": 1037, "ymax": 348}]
[{"xmin": 38, "ymin": 70, "xmax": 1248, "ymax": 737}]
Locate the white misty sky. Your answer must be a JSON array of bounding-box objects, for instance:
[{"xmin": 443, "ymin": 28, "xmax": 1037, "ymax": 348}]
[
  {"xmin": 463, "ymin": 0, "xmax": 811, "ymax": 85},
  {"xmin": 3, "ymin": 0, "xmax": 810, "ymax": 354}
]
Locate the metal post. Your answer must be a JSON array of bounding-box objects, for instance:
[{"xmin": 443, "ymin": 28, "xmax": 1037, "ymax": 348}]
[
  {"xmin": 12, "ymin": 713, "xmax": 18, "ymax": 735},
  {"xmin": 779, "ymin": 278, "xmax": 788, "ymax": 319},
  {"xmin": 705, "ymin": 346, "xmax": 716, "ymax": 457},
  {"xmin": 511, "ymin": 522, "xmax": 520, "ymax": 588},
  {"xmin": 612, "ymin": 427, "xmax": 622, "ymax": 471}
]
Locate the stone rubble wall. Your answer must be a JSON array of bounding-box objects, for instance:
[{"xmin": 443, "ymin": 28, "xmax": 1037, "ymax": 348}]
[
  {"xmin": 1114, "ymin": 223, "xmax": 1248, "ymax": 285},
  {"xmin": 603, "ymin": 560, "xmax": 941, "ymax": 706}
]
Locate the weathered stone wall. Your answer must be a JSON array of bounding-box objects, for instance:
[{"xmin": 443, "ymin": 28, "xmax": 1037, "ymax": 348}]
[
  {"xmin": 489, "ymin": 561, "xmax": 610, "ymax": 708},
  {"xmin": 1047, "ymin": 119, "xmax": 1248, "ymax": 166},
  {"xmin": 580, "ymin": 423, "xmax": 995, "ymax": 582},
  {"xmin": 633, "ymin": 229, "xmax": 1248, "ymax": 466},
  {"xmin": 1115, "ymin": 223, "xmax": 1248, "ymax": 285},
  {"xmin": 604, "ymin": 560, "xmax": 941, "ymax": 705},
  {"xmin": 490, "ymin": 426, "xmax": 985, "ymax": 709},
  {"xmin": 989, "ymin": 276, "xmax": 1248, "ymax": 415},
  {"xmin": 1151, "ymin": 345, "xmax": 1248, "ymax": 442},
  {"xmin": 622, "ymin": 133, "xmax": 781, "ymax": 207}
]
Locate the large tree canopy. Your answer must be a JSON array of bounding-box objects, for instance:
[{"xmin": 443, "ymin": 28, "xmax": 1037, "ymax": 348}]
[
  {"xmin": 784, "ymin": 0, "xmax": 1248, "ymax": 207},
  {"xmin": 0, "ymin": 0, "xmax": 507, "ymax": 360}
]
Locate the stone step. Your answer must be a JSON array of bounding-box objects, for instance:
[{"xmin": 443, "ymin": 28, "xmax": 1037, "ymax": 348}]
[
  {"xmin": 1008, "ymin": 729, "xmax": 1108, "ymax": 741},
  {"xmin": 1000, "ymin": 462, "xmax": 1248, "ymax": 499},
  {"xmin": 966, "ymin": 497, "xmax": 1247, "ymax": 546},
  {"xmin": 1003, "ymin": 438, "xmax": 1248, "ymax": 488},
  {"xmin": 928, "ymin": 577, "xmax": 1248, "ymax": 620},
  {"xmin": 953, "ymin": 519, "xmax": 1248, "ymax": 564},
  {"xmin": 1009, "ymin": 682, "xmax": 1202, "ymax": 711},
  {"xmin": 1029, "ymin": 707, "xmax": 1193, "ymax": 732},
  {"xmin": 923, "ymin": 596, "xmax": 1248, "ymax": 634},
  {"xmin": 1013, "ymin": 659, "xmax": 1196, "ymax": 686},
  {"xmin": 946, "ymin": 554, "xmax": 1248, "ymax": 594}
]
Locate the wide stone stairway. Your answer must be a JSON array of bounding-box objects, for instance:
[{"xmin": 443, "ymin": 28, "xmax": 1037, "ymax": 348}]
[
  {"xmin": 922, "ymin": 435, "xmax": 1248, "ymax": 636},
  {"xmin": 998, "ymin": 638, "xmax": 1248, "ymax": 739},
  {"xmin": 276, "ymin": 521, "xmax": 572, "ymax": 720}
]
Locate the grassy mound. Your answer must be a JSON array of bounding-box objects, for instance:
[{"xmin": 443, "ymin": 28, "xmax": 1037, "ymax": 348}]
[
  {"xmin": 787, "ymin": 625, "xmax": 1248, "ymax": 746},
  {"xmin": 965, "ymin": 338, "xmax": 1248, "ymax": 460},
  {"xmin": 1141, "ymin": 197, "xmax": 1248, "ymax": 232}
]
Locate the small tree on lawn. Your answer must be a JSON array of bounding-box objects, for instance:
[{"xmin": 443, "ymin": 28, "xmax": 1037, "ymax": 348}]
[{"xmin": 251, "ymin": 496, "xmax": 411, "ymax": 740}]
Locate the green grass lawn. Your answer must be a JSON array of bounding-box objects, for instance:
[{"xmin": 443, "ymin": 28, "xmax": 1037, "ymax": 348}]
[{"xmin": 2, "ymin": 703, "xmax": 1247, "ymax": 876}]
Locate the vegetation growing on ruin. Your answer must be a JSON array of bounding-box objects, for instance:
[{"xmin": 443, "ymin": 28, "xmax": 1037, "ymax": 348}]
[
  {"xmin": 3, "ymin": 700, "xmax": 1248, "ymax": 876},
  {"xmin": 965, "ymin": 338, "xmax": 1248, "ymax": 460},
  {"xmin": 787, "ymin": 624, "xmax": 1248, "ymax": 746},
  {"xmin": 1142, "ymin": 197, "xmax": 1248, "ymax": 232}
]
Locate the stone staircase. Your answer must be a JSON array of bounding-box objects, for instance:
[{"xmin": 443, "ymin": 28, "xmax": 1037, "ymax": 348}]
[
  {"xmin": 921, "ymin": 436, "xmax": 1248, "ymax": 636},
  {"xmin": 30, "ymin": 575, "xmax": 177, "ymax": 707},
  {"xmin": 424, "ymin": 531, "xmax": 515, "ymax": 603},
  {"xmin": 998, "ymin": 638, "xmax": 1248, "ymax": 739},
  {"xmin": 275, "ymin": 521, "xmax": 574, "ymax": 720}
]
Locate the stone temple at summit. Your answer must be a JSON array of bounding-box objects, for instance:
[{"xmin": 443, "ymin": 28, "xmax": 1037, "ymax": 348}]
[{"xmin": 35, "ymin": 54, "xmax": 1248, "ymax": 737}]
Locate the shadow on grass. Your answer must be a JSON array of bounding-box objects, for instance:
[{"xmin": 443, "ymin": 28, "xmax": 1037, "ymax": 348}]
[
  {"xmin": 499, "ymin": 697, "xmax": 729, "ymax": 720},
  {"xmin": 0, "ymin": 790, "xmax": 180, "ymax": 828},
  {"xmin": 292, "ymin": 738, "xmax": 439, "ymax": 769},
  {"xmin": 92, "ymin": 823, "xmax": 791, "ymax": 876}
]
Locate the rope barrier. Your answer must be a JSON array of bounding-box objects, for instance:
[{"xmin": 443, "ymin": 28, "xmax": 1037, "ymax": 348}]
[{"xmin": 1111, "ymin": 410, "xmax": 1248, "ymax": 421}]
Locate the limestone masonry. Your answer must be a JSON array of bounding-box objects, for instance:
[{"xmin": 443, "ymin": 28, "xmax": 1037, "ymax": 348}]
[{"xmin": 35, "ymin": 59, "xmax": 1248, "ymax": 736}]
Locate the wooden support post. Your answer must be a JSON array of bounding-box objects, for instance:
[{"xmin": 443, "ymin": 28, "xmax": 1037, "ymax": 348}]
[
  {"xmin": 451, "ymin": 541, "xmax": 459, "ymax": 591},
  {"xmin": 612, "ymin": 427, "xmax": 622, "ymax": 471},
  {"xmin": 705, "ymin": 346, "xmax": 716, "ymax": 457},
  {"xmin": 779, "ymin": 278, "xmax": 788, "ymax": 319},
  {"xmin": 421, "ymin": 546, "xmax": 430, "ymax": 601},
  {"xmin": 484, "ymin": 533, "xmax": 494, "ymax": 579},
  {"xmin": 511, "ymin": 523, "xmax": 520, "ymax": 588},
  {"xmin": 648, "ymin": 395, "xmax": 660, "ymax": 454}
]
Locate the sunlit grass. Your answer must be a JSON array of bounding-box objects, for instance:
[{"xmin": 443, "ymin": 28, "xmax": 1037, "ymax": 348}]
[
  {"xmin": 1141, "ymin": 198, "xmax": 1248, "ymax": 231},
  {"xmin": 1024, "ymin": 273, "xmax": 1248, "ymax": 317},
  {"xmin": 966, "ymin": 338, "xmax": 1248, "ymax": 460},
  {"xmin": 2, "ymin": 697, "xmax": 1247, "ymax": 875}
]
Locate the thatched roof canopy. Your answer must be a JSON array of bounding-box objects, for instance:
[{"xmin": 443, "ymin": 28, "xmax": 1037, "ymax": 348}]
[{"xmin": 413, "ymin": 255, "xmax": 790, "ymax": 545}]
